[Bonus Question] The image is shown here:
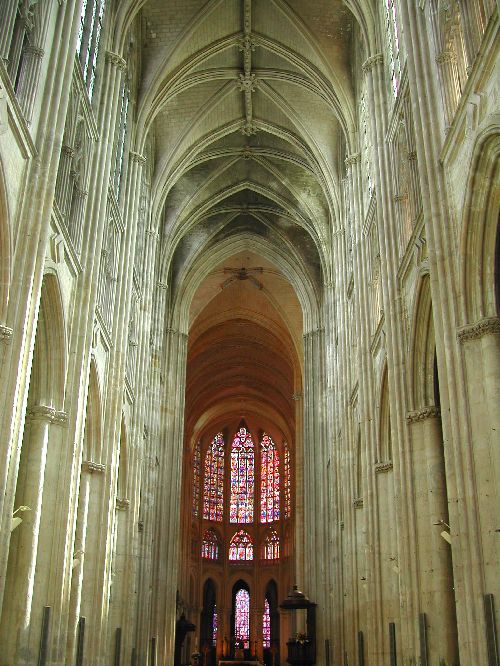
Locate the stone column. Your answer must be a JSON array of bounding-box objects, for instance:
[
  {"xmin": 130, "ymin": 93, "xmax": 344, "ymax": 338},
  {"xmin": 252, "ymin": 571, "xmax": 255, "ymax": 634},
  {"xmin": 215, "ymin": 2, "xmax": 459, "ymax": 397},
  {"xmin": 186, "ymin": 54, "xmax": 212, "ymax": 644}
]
[
  {"xmin": 0, "ymin": 405, "xmax": 66, "ymax": 665},
  {"xmin": 302, "ymin": 326, "xmax": 329, "ymax": 664},
  {"xmin": 0, "ymin": 0, "xmax": 19, "ymax": 63},
  {"xmin": 151, "ymin": 325, "xmax": 189, "ymax": 663},
  {"xmin": 65, "ymin": 460, "xmax": 106, "ymax": 666},
  {"xmin": 0, "ymin": 0, "xmax": 81, "ymax": 615},
  {"xmin": 407, "ymin": 407, "xmax": 458, "ymax": 665},
  {"xmin": 398, "ymin": 3, "xmax": 490, "ymax": 662},
  {"xmin": 16, "ymin": 44, "xmax": 44, "ymax": 123},
  {"xmin": 363, "ymin": 49, "xmax": 420, "ymax": 661}
]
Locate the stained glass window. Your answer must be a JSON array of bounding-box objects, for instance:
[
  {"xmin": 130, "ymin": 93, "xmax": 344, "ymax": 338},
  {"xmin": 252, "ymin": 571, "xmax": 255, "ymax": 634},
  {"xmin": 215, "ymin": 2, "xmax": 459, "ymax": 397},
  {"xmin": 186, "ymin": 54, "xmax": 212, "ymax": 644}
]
[
  {"xmin": 230, "ymin": 427, "xmax": 254, "ymax": 523},
  {"xmin": 201, "ymin": 529, "xmax": 219, "ymax": 560},
  {"xmin": 385, "ymin": 0, "xmax": 401, "ymax": 98},
  {"xmin": 229, "ymin": 530, "xmax": 253, "ymax": 561},
  {"xmin": 203, "ymin": 433, "xmax": 225, "ymax": 521},
  {"xmin": 213, "ymin": 605, "xmax": 218, "ymax": 646},
  {"xmin": 263, "ymin": 530, "xmax": 280, "ymax": 560},
  {"xmin": 261, "ymin": 434, "xmax": 280, "ymax": 522},
  {"xmin": 235, "ymin": 589, "xmax": 250, "ymax": 647},
  {"xmin": 263, "ymin": 598, "xmax": 271, "ymax": 648},
  {"xmin": 192, "ymin": 442, "xmax": 201, "ymax": 518},
  {"xmin": 284, "ymin": 444, "xmax": 291, "ymax": 519}
]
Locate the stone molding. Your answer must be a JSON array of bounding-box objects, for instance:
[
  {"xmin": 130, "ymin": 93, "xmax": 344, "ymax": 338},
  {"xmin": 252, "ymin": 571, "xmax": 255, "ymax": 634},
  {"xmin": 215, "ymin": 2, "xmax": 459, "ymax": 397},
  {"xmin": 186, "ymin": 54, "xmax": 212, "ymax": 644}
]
[
  {"xmin": 362, "ymin": 53, "xmax": 383, "ymax": 73},
  {"xmin": 0, "ymin": 324, "xmax": 13, "ymax": 341},
  {"xmin": 105, "ymin": 51, "xmax": 127, "ymax": 71},
  {"xmin": 375, "ymin": 461, "xmax": 393, "ymax": 473},
  {"xmin": 116, "ymin": 497, "xmax": 130, "ymax": 510},
  {"xmin": 353, "ymin": 497, "xmax": 364, "ymax": 509},
  {"xmin": 406, "ymin": 406, "xmax": 441, "ymax": 423},
  {"xmin": 130, "ymin": 150, "xmax": 146, "ymax": 165},
  {"xmin": 457, "ymin": 317, "xmax": 500, "ymax": 342},
  {"xmin": 29, "ymin": 405, "xmax": 67, "ymax": 424},
  {"xmin": 82, "ymin": 460, "xmax": 106, "ymax": 474}
]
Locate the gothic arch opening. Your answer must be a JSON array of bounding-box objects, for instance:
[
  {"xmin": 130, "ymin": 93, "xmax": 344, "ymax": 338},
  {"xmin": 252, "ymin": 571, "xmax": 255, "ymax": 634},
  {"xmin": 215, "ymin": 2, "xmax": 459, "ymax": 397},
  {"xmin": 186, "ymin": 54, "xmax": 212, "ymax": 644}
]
[{"xmin": 178, "ymin": 249, "xmax": 304, "ymax": 664}]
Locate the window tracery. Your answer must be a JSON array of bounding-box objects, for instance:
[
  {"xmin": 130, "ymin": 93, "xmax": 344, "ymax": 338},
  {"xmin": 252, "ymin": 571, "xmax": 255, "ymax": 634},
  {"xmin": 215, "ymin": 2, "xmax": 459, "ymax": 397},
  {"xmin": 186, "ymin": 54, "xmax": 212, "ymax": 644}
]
[
  {"xmin": 229, "ymin": 530, "xmax": 253, "ymax": 561},
  {"xmin": 284, "ymin": 443, "xmax": 291, "ymax": 519},
  {"xmin": 385, "ymin": 0, "xmax": 401, "ymax": 98},
  {"xmin": 230, "ymin": 427, "xmax": 254, "ymax": 523},
  {"xmin": 201, "ymin": 529, "xmax": 219, "ymax": 560},
  {"xmin": 263, "ymin": 530, "xmax": 280, "ymax": 560}
]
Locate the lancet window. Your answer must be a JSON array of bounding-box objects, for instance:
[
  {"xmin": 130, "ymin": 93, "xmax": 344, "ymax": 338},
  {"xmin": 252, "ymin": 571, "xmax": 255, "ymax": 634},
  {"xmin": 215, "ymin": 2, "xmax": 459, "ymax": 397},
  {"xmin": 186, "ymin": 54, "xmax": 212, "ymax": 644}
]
[
  {"xmin": 229, "ymin": 530, "xmax": 253, "ymax": 561},
  {"xmin": 230, "ymin": 427, "xmax": 254, "ymax": 523},
  {"xmin": 385, "ymin": 0, "xmax": 401, "ymax": 98},
  {"xmin": 192, "ymin": 442, "xmax": 201, "ymax": 518},
  {"xmin": 77, "ymin": 0, "xmax": 106, "ymax": 98},
  {"xmin": 263, "ymin": 599, "xmax": 271, "ymax": 648},
  {"xmin": 284, "ymin": 444, "xmax": 291, "ymax": 519},
  {"xmin": 201, "ymin": 529, "xmax": 219, "ymax": 560},
  {"xmin": 203, "ymin": 434, "xmax": 225, "ymax": 522},
  {"xmin": 260, "ymin": 434, "xmax": 280, "ymax": 522},
  {"xmin": 235, "ymin": 589, "xmax": 250, "ymax": 646}
]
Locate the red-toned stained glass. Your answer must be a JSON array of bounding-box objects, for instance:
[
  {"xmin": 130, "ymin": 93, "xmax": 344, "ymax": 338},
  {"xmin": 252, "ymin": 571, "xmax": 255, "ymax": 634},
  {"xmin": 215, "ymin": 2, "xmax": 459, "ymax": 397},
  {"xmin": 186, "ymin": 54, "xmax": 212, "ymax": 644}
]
[
  {"xmin": 263, "ymin": 598, "xmax": 271, "ymax": 648},
  {"xmin": 203, "ymin": 434, "xmax": 225, "ymax": 521},
  {"xmin": 235, "ymin": 589, "xmax": 250, "ymax": 647},
  {"xmin": 284, "ymin": 444, "xmax": 291, "ymax": 519},
  {"xmin": 230, "ymin": 427, "xmax": 254, "ymax": 523},
  {"xmin": 264, "ymin": 530, "xmax": 280, "ymax": 560},
  {"xmin": 229, "ymin": 530, "xmax": 253, "ymax": 561},
  {"xmin": 192, "ymin": 442, "xmax": 201, "ymax": 518},
  {"xmin": 260, "ymin": 434, "xmax": 280, "ymax": 522},
  {"xmin": 201, "ymin": 529, "xmax": 219, "ymax": 560}
]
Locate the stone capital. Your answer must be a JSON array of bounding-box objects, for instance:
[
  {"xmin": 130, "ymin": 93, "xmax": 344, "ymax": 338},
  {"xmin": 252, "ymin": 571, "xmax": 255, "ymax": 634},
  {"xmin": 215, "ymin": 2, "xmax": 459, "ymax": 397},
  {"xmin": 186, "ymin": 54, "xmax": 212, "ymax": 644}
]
[
  {"xmin": 457, "ymin": 317, "xmax": 500, "ymax": 343},
  {"xmin": 375, "ymin": 461, "xmax": 393, "ymax": 473},
  {"xmin": 353, "ymin": 497, "xmax": 364, "ymax": 509},
  {"xmin": 24, "ymin": 45, "xmax": 44, "ymax": 60},
  {"xmin": 0, "ymin": 324, "xmax": 13, "ymax": 342},
  {"xmin": 130, "ymin": 150, "xmax": 147, "ymax": 165},
  {"xmin": 345, "ymin": 152, "xmax": 360, "ymax": 167},
  {"xmin": 116, "ymin": 497, "xmax": 130, "ymax": 510},
  {"xmin": 362, "ymin": 53, "xmax": 383, "ymax": 73},
  {"xmin": 406, "ymin": 406, "xmax": 441, "ymax": 423},
  {"xmin": 28, "ymin": 405, "xmax": 67, "ymax": 424},
  {"xmin": 105, "ymin": 51, "xmax": 127, "ymax": 71},
  {"xmin": 82, "ymin": 460, "xmax": 106, "ymax": 474}
]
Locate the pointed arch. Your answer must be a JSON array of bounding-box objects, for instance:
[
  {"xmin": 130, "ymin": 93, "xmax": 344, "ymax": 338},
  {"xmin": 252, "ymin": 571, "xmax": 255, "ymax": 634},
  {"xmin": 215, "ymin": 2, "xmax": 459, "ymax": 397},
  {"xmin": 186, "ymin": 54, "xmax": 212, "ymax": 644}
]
[
  {"xmin": 229, "ymin": 530, "xmax": 253, "ymax": 561},
  {"xmin": 460, "ymin": 123, "xmax": 500, "ymax": 322},
  {"xmin": 117, "ymin": 416, "xmax": 128, "ymax": 498},
  {"xmin": 30, "ymin": 273, "xmax": 67, "ymax": 409},
  {"xmin": 409, "ymin": 273, "xmax": 436, "ymax": 409},
  {"xmin": 201, "ymin": 528, "xmax": 219, "ymax": 560},
  {"xmin": 203, "ymin": 432, "xmax": 225, "ymax": 521},
  {"xmin": 378, "ymin": 364, "xmax": 392, "ymax": 462},
  {"xmin": 84, "ymin": 359, "xmax": 103, "ymax": 462}
]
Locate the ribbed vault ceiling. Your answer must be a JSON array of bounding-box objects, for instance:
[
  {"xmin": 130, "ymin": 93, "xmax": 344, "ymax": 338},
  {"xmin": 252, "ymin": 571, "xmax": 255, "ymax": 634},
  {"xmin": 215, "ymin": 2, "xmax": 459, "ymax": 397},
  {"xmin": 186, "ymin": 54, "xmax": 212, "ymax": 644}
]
[{"xmin": 122, "ymin": 0, "xmax": 356, "ymax": 439}]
